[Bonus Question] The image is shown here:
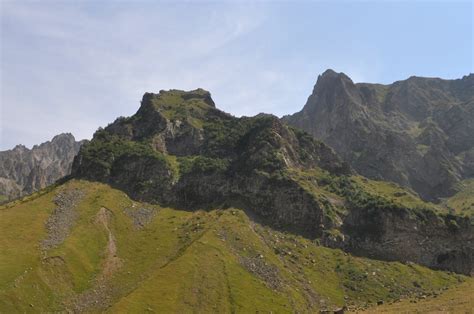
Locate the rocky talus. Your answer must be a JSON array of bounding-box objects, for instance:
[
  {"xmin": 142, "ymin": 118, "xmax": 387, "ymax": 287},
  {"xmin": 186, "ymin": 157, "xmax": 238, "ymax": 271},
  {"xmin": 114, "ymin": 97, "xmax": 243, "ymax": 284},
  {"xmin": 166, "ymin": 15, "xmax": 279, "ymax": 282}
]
[
  {"xmin": 0, "ymin": 133, "xmax": 85, "ymax": 203},
  {"xmin": 41, "ymin": 188, "xmax": 85, "ymax": 250}
]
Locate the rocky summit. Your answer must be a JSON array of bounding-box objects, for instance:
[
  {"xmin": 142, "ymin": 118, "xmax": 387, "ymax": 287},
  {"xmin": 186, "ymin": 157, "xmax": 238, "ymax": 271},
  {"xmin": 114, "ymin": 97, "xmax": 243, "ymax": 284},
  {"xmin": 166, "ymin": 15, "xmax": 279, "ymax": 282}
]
[
  {"xmin": 283, "ymin": 70, "xmax": 474, "ymax": 202},
  {"xmin": 0, "ymin": 133, "xmax": 85, "ymax": 203},
  {"xmin": 72, "ymin": 89, "xmax": 473, "ymax": 275},
  {"xmin": 72, "ymin": 89, "xmax": 351, "ymax": 237}
]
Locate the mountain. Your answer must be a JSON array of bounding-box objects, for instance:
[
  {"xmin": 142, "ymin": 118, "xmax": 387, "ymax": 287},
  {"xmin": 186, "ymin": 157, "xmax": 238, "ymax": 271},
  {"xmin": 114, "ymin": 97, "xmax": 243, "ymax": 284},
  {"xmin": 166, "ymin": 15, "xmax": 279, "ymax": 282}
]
[
  {"xmin": 1, "ymin": 89, "xmax": 472, "ymax": 312},
  {"xmin": 71, "ymin": 89, "xmax": 473, "ymax": 275},
  {"xmin": 0, "ymin": 133, "xmax": 85, "ymax": 203},
  {"xmin": 283, "ymin": 70, "xmax": 474, "ymax": 202}
]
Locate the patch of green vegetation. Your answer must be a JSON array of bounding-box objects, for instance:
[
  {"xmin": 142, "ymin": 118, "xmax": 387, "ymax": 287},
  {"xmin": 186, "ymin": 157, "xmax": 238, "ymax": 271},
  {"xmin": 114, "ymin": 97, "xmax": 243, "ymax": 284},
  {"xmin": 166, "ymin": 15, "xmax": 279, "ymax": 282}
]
[
  {"xmin": 164, "ymin": 154, "xmax": 180, "ymax": 180},
  {"xmin": 442, "ymin": 179, "xmax": 474, "ymax": 216},
  {"xmin": 178, "ymin": 155, "xmax": 229, "ymax": 175},
  {"xmin": 286, "ymin": 168, "xmax": 346, "ymax": 224},
  {"xmin": 80, "ymin": 130, "xmax": 168, "ymax": 171},
  {"xmin": 150, "ymin": 90, "xmax": 212, "ymax": 129},
  {"xmin": 351, "ymin": 176, "xmax": 437, "ymax": 211},
  {"xmin": 76, "ymin": 132, "xmax": 176, "ymax": 199},
  {"xmin": 0, "ymin": 181, "xmax": 61, "ymax": 210},
  {"xmin": 202, "ymin": 117, "xmax": 246, "ymax": 158},
  {"xmin": 287, "ymin": 168, "xmax": 402, "ymax": 213},
  {"xmin": 0, "ymin": 187, "xmax": 60, "ymax": 311},
  {"xmin": 363, "ymin": 278, "xmax": 474, "ymax": 313},
  {"xmin": 287, "ymin": 167, "xmax": 445, "ymax": 230}
]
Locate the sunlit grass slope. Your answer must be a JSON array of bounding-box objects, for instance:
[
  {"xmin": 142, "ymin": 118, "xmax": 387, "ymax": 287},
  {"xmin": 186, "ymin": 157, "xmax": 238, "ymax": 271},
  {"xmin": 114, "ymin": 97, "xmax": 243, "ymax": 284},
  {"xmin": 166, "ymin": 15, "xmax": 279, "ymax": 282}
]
[
  {"xmin": 0, "ymin": 180, "xmax": 468, "ymax": 313},
  {"xmin": 360, "ymin": 278, "xmax": 474, "ymax": 313},
  {"xmin": 443, "ymin": 179, "xmax": 474, "ymax": 216}
]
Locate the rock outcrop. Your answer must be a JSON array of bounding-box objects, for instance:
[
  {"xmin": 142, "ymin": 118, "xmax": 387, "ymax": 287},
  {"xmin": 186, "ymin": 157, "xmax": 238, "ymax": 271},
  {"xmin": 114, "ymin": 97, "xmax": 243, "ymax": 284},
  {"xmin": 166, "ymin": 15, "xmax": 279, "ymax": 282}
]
[
  {"xmin": 283, "ymin": 70, "xmax": 474, "ymax": 202},
  {"xmin": 73, "ymin": 89, "xmax": 350, "ymax": 237},
  {"xmin": 72, "ymin": 89, "xmax": 473, "ymax": 275},
  {"xmin": 0, "ymin": 133, "xmax": 85, "ymax": 202}
]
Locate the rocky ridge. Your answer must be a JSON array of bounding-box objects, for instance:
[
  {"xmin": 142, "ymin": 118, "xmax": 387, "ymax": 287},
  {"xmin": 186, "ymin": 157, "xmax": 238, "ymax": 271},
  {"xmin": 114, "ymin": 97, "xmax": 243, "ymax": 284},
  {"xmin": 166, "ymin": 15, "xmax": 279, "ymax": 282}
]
[
  {"xmin": 72, "ymin": 89, "xmax": 473, "ymax": 275},
  {"xmin": 0, "ymin": 133, "xmax": 85, "ymax": 203}
]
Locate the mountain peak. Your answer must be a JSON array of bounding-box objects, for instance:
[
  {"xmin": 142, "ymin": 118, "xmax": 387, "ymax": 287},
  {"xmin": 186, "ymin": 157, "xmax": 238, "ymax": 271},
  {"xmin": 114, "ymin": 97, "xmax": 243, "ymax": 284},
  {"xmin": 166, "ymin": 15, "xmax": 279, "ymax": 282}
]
[
  {"xmin": 140, "ymin": 88, "xmax": 215, "ymax": 113},
  {"xmin": 51, "ymin": 133, "xmax": 75, "ymax": 143},
  {"xmin": 12, "ymin": 144, "xmax": 28, "ymax": 152},
  {"xmin": 302, "ymin": 69, "xmax": 360, "ymax": 112},
  {"xmin": 317, "ymin": 69, "xmax": 353, "ymax": 85}
]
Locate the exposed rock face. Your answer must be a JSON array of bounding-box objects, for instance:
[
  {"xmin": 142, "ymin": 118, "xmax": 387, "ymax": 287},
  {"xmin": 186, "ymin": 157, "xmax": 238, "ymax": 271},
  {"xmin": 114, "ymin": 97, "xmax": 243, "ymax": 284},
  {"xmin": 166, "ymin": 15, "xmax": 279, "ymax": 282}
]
[
  {"xmin": 72, "ymin": 89, "xmax": 473, "ymax": 275},
  {"xmin": 336, "ymin": 204, "xmax": 473, "ymax": 275},
  {"xmin": 283, "ymin": 70, "xmax": 474, "ymax": 202},
  {"xmin": 0, "ymin": 133, "xmax": 85, "ymax": 202}
]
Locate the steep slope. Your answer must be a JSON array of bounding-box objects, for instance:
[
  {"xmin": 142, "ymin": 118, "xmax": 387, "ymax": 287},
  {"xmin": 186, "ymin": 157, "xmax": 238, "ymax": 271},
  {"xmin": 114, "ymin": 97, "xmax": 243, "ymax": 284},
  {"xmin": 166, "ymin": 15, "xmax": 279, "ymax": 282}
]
[
  {"xmin": 0, "ymin": 180, "xmax": 469, "ymax": 313},
  {"xmin": 283, "ymin": 70, "xmax": 474, "ymax": 202},
  {"xmin": 0, "ymin": 133, "xmax": 85, "ymax": 203},
  {"xmin": 71, "ymin": 89, "xmax": 474, "ymax": 275}
]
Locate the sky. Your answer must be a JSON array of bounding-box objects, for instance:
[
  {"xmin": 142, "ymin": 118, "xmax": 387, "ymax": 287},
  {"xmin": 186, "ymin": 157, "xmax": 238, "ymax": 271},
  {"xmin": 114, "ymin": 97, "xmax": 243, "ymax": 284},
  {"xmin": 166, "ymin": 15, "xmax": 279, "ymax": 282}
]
[{"xmin": 1, "ymin": 0, "xmax": 473, "ymax": 150}]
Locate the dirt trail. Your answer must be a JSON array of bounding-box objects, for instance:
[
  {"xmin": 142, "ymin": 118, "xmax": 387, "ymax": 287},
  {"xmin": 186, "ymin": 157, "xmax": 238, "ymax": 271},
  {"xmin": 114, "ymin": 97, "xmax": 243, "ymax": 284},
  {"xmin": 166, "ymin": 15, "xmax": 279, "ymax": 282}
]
[
  {"xmin": 71, "ymin": 207, "xmax": 122, "ymax": 312},
  {"xmin": 95, "ymin": 207, "xmax": 122, "ymax": 281}
]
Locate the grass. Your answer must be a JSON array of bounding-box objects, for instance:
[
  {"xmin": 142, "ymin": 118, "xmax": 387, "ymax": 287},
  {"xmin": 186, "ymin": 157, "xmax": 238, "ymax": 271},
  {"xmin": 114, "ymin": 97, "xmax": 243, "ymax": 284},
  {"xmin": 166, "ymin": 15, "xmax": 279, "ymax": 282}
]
[
  {"xmin": 0, "ymin": 180, "xmax": 469, "ymax": 312},
  {"xmin": 442, "ymin": 178, "xmax": 474, "ymax": 216},
  {"xmin": 351, "ymin": 176, "xmax": 437, "ymax": 211},
  {"xmin": 0, "ymin": 185, "xmax": 59, "ymax": 311},
  {"xmin": 151, "ymin": 90, "xmax": 212, "ymax": 129},
  {"xmin": 286, "ymin": 167, "xmax": 441, "ymax": 226},
  {"xmin": 360, "ymin": 278, "xmax": 474, "ymax": 313}
]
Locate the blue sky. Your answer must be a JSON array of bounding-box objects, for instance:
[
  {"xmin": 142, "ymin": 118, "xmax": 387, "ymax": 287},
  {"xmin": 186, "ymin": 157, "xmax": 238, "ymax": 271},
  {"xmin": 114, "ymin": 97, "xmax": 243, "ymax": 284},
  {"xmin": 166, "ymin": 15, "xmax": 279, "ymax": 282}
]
[{"xmin": 1, "ymin": 0, "xmax": 472, "ymax": 150}]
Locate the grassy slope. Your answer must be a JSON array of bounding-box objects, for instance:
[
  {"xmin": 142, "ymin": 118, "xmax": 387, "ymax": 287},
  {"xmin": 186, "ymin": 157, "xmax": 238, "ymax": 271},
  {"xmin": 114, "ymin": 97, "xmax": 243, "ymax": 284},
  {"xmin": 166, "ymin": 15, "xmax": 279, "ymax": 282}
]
[
  {"xmin": 442, "ymin": 178, "xmax": 474, "ymax": 216},
  {"xmin": 360, "ymin": 278, "xmax": 474, "ymax": 313},
  {"xmin": 287, "ymin": 168, "xmax": 441, "ymax": 216},
  {"xmin": 0, "ymin": 180, "xmax": 469, "ymax": 313}
]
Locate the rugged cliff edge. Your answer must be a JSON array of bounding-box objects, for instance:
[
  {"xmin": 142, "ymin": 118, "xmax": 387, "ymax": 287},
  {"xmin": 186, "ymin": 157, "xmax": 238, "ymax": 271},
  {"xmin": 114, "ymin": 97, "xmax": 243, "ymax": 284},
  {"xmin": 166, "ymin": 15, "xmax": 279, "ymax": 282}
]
[
  {"xmin": 283, "ymin": 70, "xmax": 474, "ymax": 202},
  {"xmin": 0, "ymin": 133, "xmax": 85, "ymax": 202},
  {"xmin": 72, "ymin": 89, "xmax": 473, "ymax": 275}
]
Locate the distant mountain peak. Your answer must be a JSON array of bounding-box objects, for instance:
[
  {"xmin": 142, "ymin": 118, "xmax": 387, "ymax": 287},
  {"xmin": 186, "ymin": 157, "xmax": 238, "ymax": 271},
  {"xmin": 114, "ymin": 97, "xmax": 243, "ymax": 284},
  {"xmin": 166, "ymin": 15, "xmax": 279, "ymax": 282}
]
[
  {"xmin": 12, "ymin": 144, "xmax": 27, "ymax": 151},
  {"xmin": 0, "ymin": 133, "xmax": 85, "ymax": 203},
  {"xmin": 51, "ymin": 133, "xmax": 75, "ymax": 142}
]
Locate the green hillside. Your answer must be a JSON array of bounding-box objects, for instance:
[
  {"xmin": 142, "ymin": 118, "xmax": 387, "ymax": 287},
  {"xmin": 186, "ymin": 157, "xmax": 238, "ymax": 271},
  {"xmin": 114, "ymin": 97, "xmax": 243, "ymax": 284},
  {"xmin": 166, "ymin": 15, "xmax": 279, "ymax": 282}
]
[
  {"xmin": 360, "ymin": 279, "xmax": 474, "ymax": 313},
  {"xmin": 442, "ymin": 179, "xmax": 474, "ymax": 216},
  {"xmin": 0, "ymin": 180, "xmax": 467, "ymax": 313}
]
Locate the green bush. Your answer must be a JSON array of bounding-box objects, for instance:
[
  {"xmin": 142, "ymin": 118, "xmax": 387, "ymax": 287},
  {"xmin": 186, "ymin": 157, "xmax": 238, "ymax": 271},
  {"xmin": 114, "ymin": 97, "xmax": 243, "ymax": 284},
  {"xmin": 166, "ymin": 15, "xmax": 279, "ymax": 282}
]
[{"xmin": 179, "ymin": 156, "xmax": 229, "ymax": 175}]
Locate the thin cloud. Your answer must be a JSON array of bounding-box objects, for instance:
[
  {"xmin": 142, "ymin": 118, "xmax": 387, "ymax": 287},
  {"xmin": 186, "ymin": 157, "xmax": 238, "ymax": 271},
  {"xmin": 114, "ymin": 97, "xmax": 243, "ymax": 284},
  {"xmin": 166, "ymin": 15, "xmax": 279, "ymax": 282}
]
[{"xmin": 1, "ymin": 1, "xmax": 471, "ymax": 149}]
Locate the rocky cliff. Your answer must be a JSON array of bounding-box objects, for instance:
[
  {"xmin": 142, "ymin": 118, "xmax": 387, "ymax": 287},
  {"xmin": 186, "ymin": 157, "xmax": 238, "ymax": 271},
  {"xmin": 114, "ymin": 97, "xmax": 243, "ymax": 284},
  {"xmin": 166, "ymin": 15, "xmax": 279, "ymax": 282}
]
[
  {"xmin": 0, "ymin": 133, "xmax": 85, "ymax": 202},
  {"xmin": 283, "ymin": 70, "xmax": 474, "ymax": 202},
  {"xmin": 72, "ymin": 89, "xmax": 473, "ymax": 275}
]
